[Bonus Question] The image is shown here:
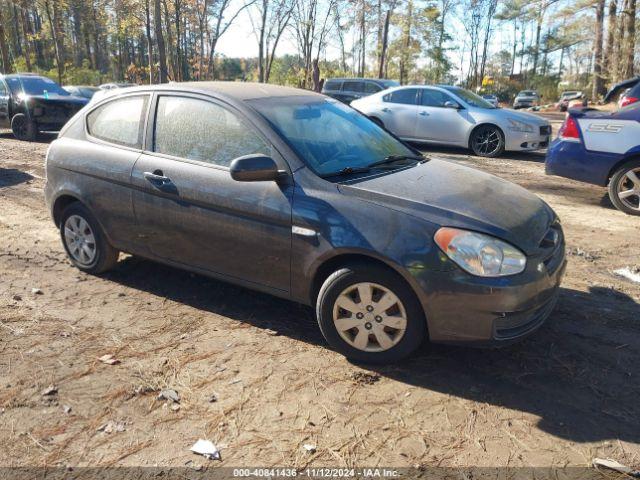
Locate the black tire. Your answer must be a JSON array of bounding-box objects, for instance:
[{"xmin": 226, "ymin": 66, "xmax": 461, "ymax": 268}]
[
  {"xmin": 59, "ymin": 202, "xmax": 119, "ymax": 273},
  {"xmin": 608, "ymin": 159, "xmax": 640, "ymax": 216},
  {"xmin": 470, "ymin": 124, "xmax": 505, "ymax": 158},
  {"xmin": 11, "ymin": 114, "xmax": 37, "ymax": 142},
  {"xmin": 316, "ymin": 263, "xmax": 426, "ymax": 364}
]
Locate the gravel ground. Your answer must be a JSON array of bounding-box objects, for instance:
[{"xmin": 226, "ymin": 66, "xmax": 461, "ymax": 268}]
[{"xmin": 0, "ymin": 124, "xmax": 639, "ymax": 469}]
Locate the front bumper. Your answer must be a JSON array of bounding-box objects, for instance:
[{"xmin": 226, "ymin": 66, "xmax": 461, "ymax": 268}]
[
  {"xmin": 505, "ymin": 130, "xmax": 550, "ymax": 151},
  {"xmin": 411, "ymin": 235, "xmax": 566, "ymax": 345}
]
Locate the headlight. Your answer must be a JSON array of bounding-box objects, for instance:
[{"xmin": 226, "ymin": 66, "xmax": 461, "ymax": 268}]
[
  {"xmin": 434, "ymin": 227, "xmax": 526, "ymax": 277},
  {"xmin": 508, "ymin": 118, "xmax": 534, "ymax": 133}
]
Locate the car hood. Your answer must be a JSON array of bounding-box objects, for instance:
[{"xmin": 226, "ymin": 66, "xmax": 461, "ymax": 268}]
[
  {"xmin": 492, "ymin": 108, "xmax": 548, "ymax": 126},
  {"xmin": 28, "ymin": 93, "xmax": 89, "ymax": 107},
  {"xmin": 338, "ymin": 159, "xmax": 554, "ymax": 255}
]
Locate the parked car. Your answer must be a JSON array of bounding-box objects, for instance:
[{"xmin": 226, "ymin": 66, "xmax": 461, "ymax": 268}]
[
  {"xmin": 0, "ymin": 73, "xmax": 89, "ymax": 141},
  {"xmin": 99, "ymin": 82, "xmax": 137, "ymax": 90},
  {"xmin": 481, "ymin": 94, "xmax": 499, "ymax": 107},
  {"xmin": 63, "ymin": 85, "xmax": 100, "ymax": 100},
  {"xmin": 351, "ymin": 85, "xmax": 552, "ymax": 157},
  {"xmin": 322, "ymin": 78, "xmax": 399, "ymax": 104},
  {"xmin": 546, "ymin": 101, "xmax": 640, "ymax": 215},
  {"xmin": 513, "ymin": 90, "xmax": 541, "ymax": 109},
  {"xmin": 91, "ymin": 82, "xmax": 137, "ymax": 103},
  {"xmin": 604, "ymin": 77, "xmax": 640, "ymax": 109},
  {"xmin": 45, "ymin": 82, "xmax": 565, "ymax": 363},
  {"xmin": 557, "ymin": 91, "xmax": 587, "ymax": 112}
]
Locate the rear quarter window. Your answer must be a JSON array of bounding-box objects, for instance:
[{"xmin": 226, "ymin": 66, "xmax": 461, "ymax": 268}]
[
  {"xmin": 86, "ymin": 95, "xmax": 149, "ymax": 148},
  {"xmin": 383, "ymin": 89, "xmax": 419, "ymax": 105}
]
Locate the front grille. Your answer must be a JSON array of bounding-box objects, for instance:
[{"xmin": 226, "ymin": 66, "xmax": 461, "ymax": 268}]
[
  {"xmin": 540, "ymin": 125, "xmax": 552, "ymax": 136},
  {"xmin": 539, "ymin": 221, "xmax": 564, "ymax": 274},
  {"xmin": 494, "ymin": 294, "xmax": 558, "ymax": 339}
]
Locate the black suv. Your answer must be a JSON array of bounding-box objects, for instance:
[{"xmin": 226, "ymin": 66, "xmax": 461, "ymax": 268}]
[
  {"xmin": 0, "ymin": 73, "xmax": 88, "ymax": 141},
  {"xmin": 322, "ymin": 78, "xmax": 399, "ymax": 104}
]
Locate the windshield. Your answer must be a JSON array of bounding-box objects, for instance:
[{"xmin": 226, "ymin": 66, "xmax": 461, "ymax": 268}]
[
  {"xmin": 249, "ymin": 97, "xmax": 418, "ymax": 177},
  {"xmin": 5, "ymin": 76, "xmax": 69, "ymax": 96},
  {"xmin": 519, "ymin": 91, "xmax": 536, "ymax": 97},
  {"xmin": 442, "ymin": 86, "xmax": 495, "ymax": 109}
]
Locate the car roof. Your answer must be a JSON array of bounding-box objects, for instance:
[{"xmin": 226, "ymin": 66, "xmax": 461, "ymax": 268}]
[
  {"xmin": 1, "ymin": 73, "xmax": 48, "ymax": 80},
  {"xmin": 107, "ymin": 81, "xmax": 325, "ymax": 102},
  {"xmin": 326, "ymin": 78, "xmax": 393, "ymax": 84}
]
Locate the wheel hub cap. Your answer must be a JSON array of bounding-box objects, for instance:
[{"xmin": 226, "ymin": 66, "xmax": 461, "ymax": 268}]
[
  {"xmin": 332, "ymin": 282, "xmax": 408, "ymax": 352},
  {"xmin": 64, "ymin": 215, "xmax": 97, "ymax": 265},
  {"xmin": 617, "ymin": 168, "xmax": 640, "ymax": 211}
]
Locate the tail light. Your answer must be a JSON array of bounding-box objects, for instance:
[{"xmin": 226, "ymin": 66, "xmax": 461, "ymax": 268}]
[
  {"xmin": 620, "ymin": 96, "xmax": 639, "ymax": 108},
  {"xmin": 558, "ymin": 116, "xmax": 581, "ymax": 142}
]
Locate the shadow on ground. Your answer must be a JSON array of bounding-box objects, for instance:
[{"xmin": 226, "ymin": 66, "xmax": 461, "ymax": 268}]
[
  {"xmin": 413, "ymin": 144, "xmax": 548, "ymax": 164},
  {"xmin": 0, "ymin": 130, "xmax": 57, "ymax": 144},
  {"xmin": 0, "ymin": 168, "xmax": 34, "ymax": 188},
  {"xmin": 104, "ymin": 255, "xmax": 640, "ymax": 446}
]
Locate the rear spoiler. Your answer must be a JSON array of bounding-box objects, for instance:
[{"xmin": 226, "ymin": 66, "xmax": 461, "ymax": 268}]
[
  {"xmin": 603, "ymin": 77, "xmax": 640, "ymax": 103},
  {"xmin": 566, "ymin": 107, "xmax": 602, "ymax": 118}
]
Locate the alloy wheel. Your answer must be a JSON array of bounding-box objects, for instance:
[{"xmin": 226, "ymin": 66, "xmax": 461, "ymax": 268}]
[
  {"xmin": 616, "ymin": 167, "xmax": 640, "ymax": 212},
  {"xmin": 13, "ymin": 118, "xmax": 27, "ymax": 138},
  {"xmin": 472, "ymin": 127, "xmax": 502, "ymax": 156},
  {"xmin": 332, "ymin": 282, "xmax": 407, "ymax": 352},
  {"xmin": 64, "ymin": 215, "xmax": 97, "ymax": 266}
]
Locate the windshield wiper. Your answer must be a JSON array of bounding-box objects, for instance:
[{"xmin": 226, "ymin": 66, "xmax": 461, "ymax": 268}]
[
  {"xmin": 319, "ymin": 154, "xmax": 425, "ymax": 179},
  {"xmin": 368, "ymin": 154, "xmax": 425, "ymax": 168}
]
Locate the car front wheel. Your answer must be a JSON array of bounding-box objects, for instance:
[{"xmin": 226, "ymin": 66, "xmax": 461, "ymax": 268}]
[
  {"xmin": 11, "ymin": 113, "xmax": 37, "ymax": 141},
  {"xmin": 59, "ymin": 202, "xmax": 120, "ymax": 273},
  {"xmin": 316, "ymin": 263, "xmax": 426, "ymax": 363},
  {"xmin": 608, "ymin": 160, "xmax": 640, "ymax": 216},
  {"xmin": 470, "ymin": 125, "xmax": 505, "ymax": 157}
]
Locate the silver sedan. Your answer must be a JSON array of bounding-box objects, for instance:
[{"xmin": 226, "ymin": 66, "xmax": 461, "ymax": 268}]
[{"xmin": 351, "ymin": 85, "xmax": 552, "ymax": 157}]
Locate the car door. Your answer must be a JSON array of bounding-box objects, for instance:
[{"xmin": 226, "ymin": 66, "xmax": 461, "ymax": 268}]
[
  {"xmin": 79, "ymin": 93, "xmax": 151, "ymax": 250},
  {"xmin": 363, "ymin": 81, "xmax": 382, "ymax": 98},
  {"xmin": 415, "ymin": 88, "xmax": 467, "ymax": 145},
  {"xmin": 376, "ymin": 88, "xmax": 420, "ymax": 138},
  {"xmin": 341, "ymin": 81, "xmax": 364, "ymax": 103},
  {"xmin": 0, "ymin": 79, "xmax": 9, "ymax": 128},
  {"xmin": 130, "ymin": 93, "xmax": 293, "ymax": 294}
]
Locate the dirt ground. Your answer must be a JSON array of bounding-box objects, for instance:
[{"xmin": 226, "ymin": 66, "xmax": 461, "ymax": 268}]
[{"xmin": 1, "ymin": 118, "xmax": 639, "ymax": 470}]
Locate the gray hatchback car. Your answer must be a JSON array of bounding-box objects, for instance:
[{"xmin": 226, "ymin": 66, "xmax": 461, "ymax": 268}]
[{"xmin": 45, "ymin": 82, "xmax": 566, "ymax": 363}]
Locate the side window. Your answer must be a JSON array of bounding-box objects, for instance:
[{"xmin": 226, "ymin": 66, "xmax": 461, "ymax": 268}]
[
  {"xmin": 385, "ymin": 89, "xmax": 419, "ymax": 105},
  {"xmin": 343, "ymin": 81, "xmax": 364, "ymax": 93},
  {"xmin": 154, "ymin": 96, "xmax": 270, "ymax": 167},
  {"xmin": 364, "ymin": 82, "xmax": 382, "ymax": 94},
  {"xmin": 0, "ymin": 81, "xmax": 7, "ymax": 95},
  {"xmin": 420, "ymin": 89, "xmax": 454, "ymax": 107},
  {"xmin": 87, "ymin": 95, "xmax": 148, "ymax": 148},
  {"xmin": 324, "ymin": 80, "xmax": 342, "ymax": 91}
]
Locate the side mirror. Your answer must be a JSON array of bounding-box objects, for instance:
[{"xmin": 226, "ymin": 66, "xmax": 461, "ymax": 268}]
[
  {"xmin": 444, "ymin": 101, "xmax": 460, "ymax": 109},
  {"xmin": 229, "ymin": 154, "xmax": 281, "ymax": 182}
]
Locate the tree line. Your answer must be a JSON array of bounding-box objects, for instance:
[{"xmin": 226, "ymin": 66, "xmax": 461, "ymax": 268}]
[{"xmin": 0, "ymin": 0, "xmax": 637, "ymax": 100}]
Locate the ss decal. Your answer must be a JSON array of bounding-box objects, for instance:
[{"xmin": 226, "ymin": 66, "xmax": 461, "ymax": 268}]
[{"xmin": 587, "ymin": 123, "xmax": 624, "ymax": 133}]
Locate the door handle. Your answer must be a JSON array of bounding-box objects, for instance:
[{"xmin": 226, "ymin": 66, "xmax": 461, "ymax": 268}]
[
  {"xmin": 143, "ymin": 170, "xmax": 170, "ymax": 184},
  {"xmin": 382, "ymin": 107, "xmax": 391, "ymax": 112},
  {"xmin": 419, "ymin": 111, "xmax": 429, "ymax": 116}
]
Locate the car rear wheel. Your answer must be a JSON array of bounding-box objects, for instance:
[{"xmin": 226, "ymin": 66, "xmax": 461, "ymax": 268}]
[
  {"xmin": 316, "ymin": 263, "xmax": 426, "ymax": 363},
  {"xmin": 470, "ymin": 125, "xmax": 505, "ymax": 157},
  {"xmin": 59, "ymin": 203, "xmax": 120, "ymax": 273},
  {"xmin": 11, "ymin": 114, "xmax": 37, "ymax": 142},
  {"xmin": 609, "ymin": 160, "xmax": 640, "ymax": 216}
]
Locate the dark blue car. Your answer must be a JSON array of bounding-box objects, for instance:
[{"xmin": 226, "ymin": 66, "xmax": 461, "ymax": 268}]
[{"xmin": 546, "ymin": 102, "xmax": 640, "ymax": 215}]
